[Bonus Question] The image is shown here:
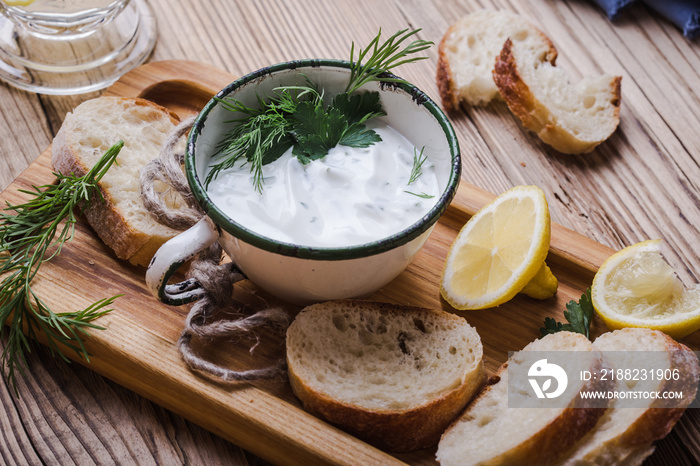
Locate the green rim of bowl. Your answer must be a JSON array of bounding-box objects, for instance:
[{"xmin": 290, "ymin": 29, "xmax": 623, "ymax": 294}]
[{"xmin": 186, "ymin": 59, "xmax": 461, "ymax": 261}]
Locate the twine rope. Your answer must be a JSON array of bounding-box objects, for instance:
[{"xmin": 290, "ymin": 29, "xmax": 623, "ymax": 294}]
[{"xmin": 140, "ymin": 117, "xmax": 290, "ymax": 383}]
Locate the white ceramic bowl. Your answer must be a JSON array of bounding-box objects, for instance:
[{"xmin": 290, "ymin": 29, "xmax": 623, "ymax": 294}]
[{"xmin": 146, "ymin": 60, "xmax": 460, "ymax": 305}]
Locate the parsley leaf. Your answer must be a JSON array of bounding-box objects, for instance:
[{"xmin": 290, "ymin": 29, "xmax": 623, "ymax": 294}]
[
  {"xmin": 330, "ymin": 92, "xmax": 385, "ymax": 125},
  {"xmin": 338, "ymin": 122, "xmax": 382, "ymax": 147},
  {"xmin": 540, "ymin": 288, "xmax": 594, "ymax": 339},
  {"xmin": 291, "ymin": 100, "xmax": 345, "ymax": 161},
  {"xmin": 541, "ymin": 317, "xmax": 566, "ymax": 336},
  {"xmin": 291, "ymin": 92, "xmax": 383, "ymax": 162}
]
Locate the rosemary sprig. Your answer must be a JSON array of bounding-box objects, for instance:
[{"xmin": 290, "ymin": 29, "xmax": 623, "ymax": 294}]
[
  {"xmin": 206, "ymin": 29, "xmax": 433, "ymax": 192},
  {"xmin": 0, "ymin": 141, "xmax": 124, "ymax": 390}
]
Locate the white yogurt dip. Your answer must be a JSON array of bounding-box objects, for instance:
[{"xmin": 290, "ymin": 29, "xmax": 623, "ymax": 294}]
[{"xmin": 205, "ymin": 124, "xmax": 440, "ymax": 248}]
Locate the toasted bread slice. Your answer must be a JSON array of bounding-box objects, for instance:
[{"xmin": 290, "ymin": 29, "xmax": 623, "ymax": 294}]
[
  {"xmin": 52, "ymin": 97, "xmax": 186, "ymax": 266},
  {"xmin": 493, "ymin": 37, "xmax": 622, "ymax": 154},
  {"xmin": 286, "ymin": 300, "xmax": 485, "ymax": 451},
  {"xmin": 436, "ymin": 9, "xmax": 555, "ymax": 111},
  {"xmin": 559, "ymin": 328, "xmax": 700, "ymax": 466},
  {"xmin": 437, "ymin": 332, "xmax": 610, "ymax": 466}
]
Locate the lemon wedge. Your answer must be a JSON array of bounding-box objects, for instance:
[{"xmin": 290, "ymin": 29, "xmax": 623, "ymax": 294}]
[
  {"xmin": 3, "ymin": 1, "xmax": 36, "ymax": 6},
  {"xmin": 441, "ymin": 185, "xmax": 557, "ymax": 310},
  {"xmin": 592, "ymin": 239, "xmax": 700, "ymax": 339}
]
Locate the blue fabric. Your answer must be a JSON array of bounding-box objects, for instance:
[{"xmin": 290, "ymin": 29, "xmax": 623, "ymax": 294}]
[
  {"xmin": 588, "ymin": 0, "xmax": 700, "ymax": 38},
  {"xmin": 589, "ymin": 0, "xmax": 637, "ymax": 19},
  {"xmin": 643, "ymin": 0, "xmax": 700, "ymax": 39}
]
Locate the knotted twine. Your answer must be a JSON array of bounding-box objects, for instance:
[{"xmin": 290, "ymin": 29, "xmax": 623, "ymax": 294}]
[{"xmin": 140, "ymin": 117, "xmax": 290, "ymax": 383}]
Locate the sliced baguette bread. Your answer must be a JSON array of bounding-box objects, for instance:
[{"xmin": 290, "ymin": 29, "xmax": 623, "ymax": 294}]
[
  {"xmin": 436, "ymin": 331, "xmax": 610, "ymax": 466},
  {"xmin": 52, "ymin": 97, "xmax": 186, "ymax": 267},
  {"xmin": 437, "ymin": 9, "xmax": 555, "ymax": 110},
  {"xmin": 493, "ymin": 37, "xmax": 622, "ymax": 154},
  {"xmin": 285, "ymin": 300, "xmax": 485, "ymax": 451},
  {"xmin": 558, "ymin": 328, "xmax": 700, "ymax": 466}
]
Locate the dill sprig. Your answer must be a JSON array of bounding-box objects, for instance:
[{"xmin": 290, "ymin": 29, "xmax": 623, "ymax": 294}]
[
  {"xmin": 0, "ymin": 141, "xmax": 124, "ymax": 390},
  {"xmin": 346, "ymin": 28, "xmax": 433, "ymax": 94},
  {"xmin": 405, "ymin": 191, "xmax": 435, "ymax": 199},
  {"xmin": 205, "ymin": 28, "xmax": 433, "ymax": 192},
  {"xmin": 206, "ymin": 86, "xmax": 315, "ymax": 192},
  {"xmin": 408, "ymin": 146, "xmax": 428, "ymax": 185},
  {"xmin": 404, "ymin": 146, "xmax": 435, "ymax": 199}
]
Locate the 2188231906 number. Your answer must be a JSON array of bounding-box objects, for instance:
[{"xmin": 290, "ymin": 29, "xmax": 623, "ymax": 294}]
[{"xmin": 598, "ymin": 368, "xmax": 681, "ymax": 381}]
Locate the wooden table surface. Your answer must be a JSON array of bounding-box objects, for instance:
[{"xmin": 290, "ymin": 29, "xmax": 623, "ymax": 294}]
[{"xmin": 1, "ymin": 0, "xmax": 699, "ymax": 464}]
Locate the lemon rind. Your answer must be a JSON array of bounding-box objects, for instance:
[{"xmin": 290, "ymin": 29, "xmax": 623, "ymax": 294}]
[
  {"xmin": 441, "ymin": 185, "xmax": 551, "ymax": 310},
  {"xmin": 592, "ymin": 239, "xmax": 700, "ymax": 338}
]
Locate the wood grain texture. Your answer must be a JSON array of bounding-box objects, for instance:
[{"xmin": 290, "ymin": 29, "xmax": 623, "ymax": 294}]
[{"xmin": 0, "ymin": 0, "xmax": 699, "ymax": 465}]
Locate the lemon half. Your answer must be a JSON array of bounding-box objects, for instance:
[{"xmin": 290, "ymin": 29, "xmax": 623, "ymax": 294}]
[
  {"xmin": 441, "ymin": 185, "xmax": 557, "ymax": 310},
  {"xmin": 592, "ymin": 239, "xmax": 700, "ymax": 339}
]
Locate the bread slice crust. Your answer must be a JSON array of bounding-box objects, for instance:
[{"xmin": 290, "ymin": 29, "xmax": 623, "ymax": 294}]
[
  {"xmin": 436, "ymin": 42, "xmax": 458, "ymax": 112},
  {"xmin": 437, "ymin": 332, "xmax": 612, "ymax": 466},
  {"xmin": 51, "ymin": 97, "xmax": 181, "ymax": 266},
  {"xmin": 436, "ymin": 10, "xmax": 556, "ymax": 111},
  {"xmin": 559, "ymin": 328, "xmax": 700, "ymax": 465},
  {"xmin": 286, "ymin": 300, "xmax": 485, "ymax": 451},
  {"xmin": 493, "ymin": 38, "xmax": 622, "ymax": 154},
  {"xmin": 288, "ymin": 365, "xmax": 483, "ymax": 451}
]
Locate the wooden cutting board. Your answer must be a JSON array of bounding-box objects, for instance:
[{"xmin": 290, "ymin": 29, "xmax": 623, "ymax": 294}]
[{"xmin": 3, "ymin": 60, "xmax": 696, "ymax": 466}]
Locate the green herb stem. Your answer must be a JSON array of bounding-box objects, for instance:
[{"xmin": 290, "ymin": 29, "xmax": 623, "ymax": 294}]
[
  {"xmin": 408, "ymin": 146, "xmax": 428, "ymax": 185},
  {"xmin": 540, "ymin": 288, "xmax": 594, "ymax": 339},
  {"xmin": 0, "ymin": 141, "xmax": 123, "ymax": 391},
  {"xmin": 346, "ymin": 28, "xmax": 433, "ymax": 94},
  {"xmin": 404, "ymin": 191, "xmax": 435, "ymax": 199}
]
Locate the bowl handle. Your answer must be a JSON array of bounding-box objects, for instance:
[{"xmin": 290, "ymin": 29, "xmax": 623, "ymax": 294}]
[{"xmin": 146, "ymin": 217, "xmax": 222, "ymax": 305}]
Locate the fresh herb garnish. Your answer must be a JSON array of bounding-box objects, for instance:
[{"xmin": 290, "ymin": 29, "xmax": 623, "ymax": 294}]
[
  {"xmin": 346, "ymin": 28, "xmax": 433, "ymax": 94},
  {"xmin": 408, "ymin": 146, "xmax": 428, "ymax": 185},
  {"xmin": 0, "ymin": 142, "xmax": 124, "ymax": 390},
  {"xmin": 205, "ymin": 88, "xmax": 299, "ymax": 193},
  {"xmin": 404, "ymin": 147, "xmax": 435, "ymax": 199},
  {"xmin": 291, "ymin": 89, "xmax": 385, "ymax": 164},
  {"xmin": 205, "ymin": 28, "xmax": 433, "ymax": 193},
  {"xmin": 405, "ymin": 191, "xmax": 435, "ymax": 199},
  {"xmin": 540, "ymin": 288, "xmax": 594, "ymax": 339}
]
